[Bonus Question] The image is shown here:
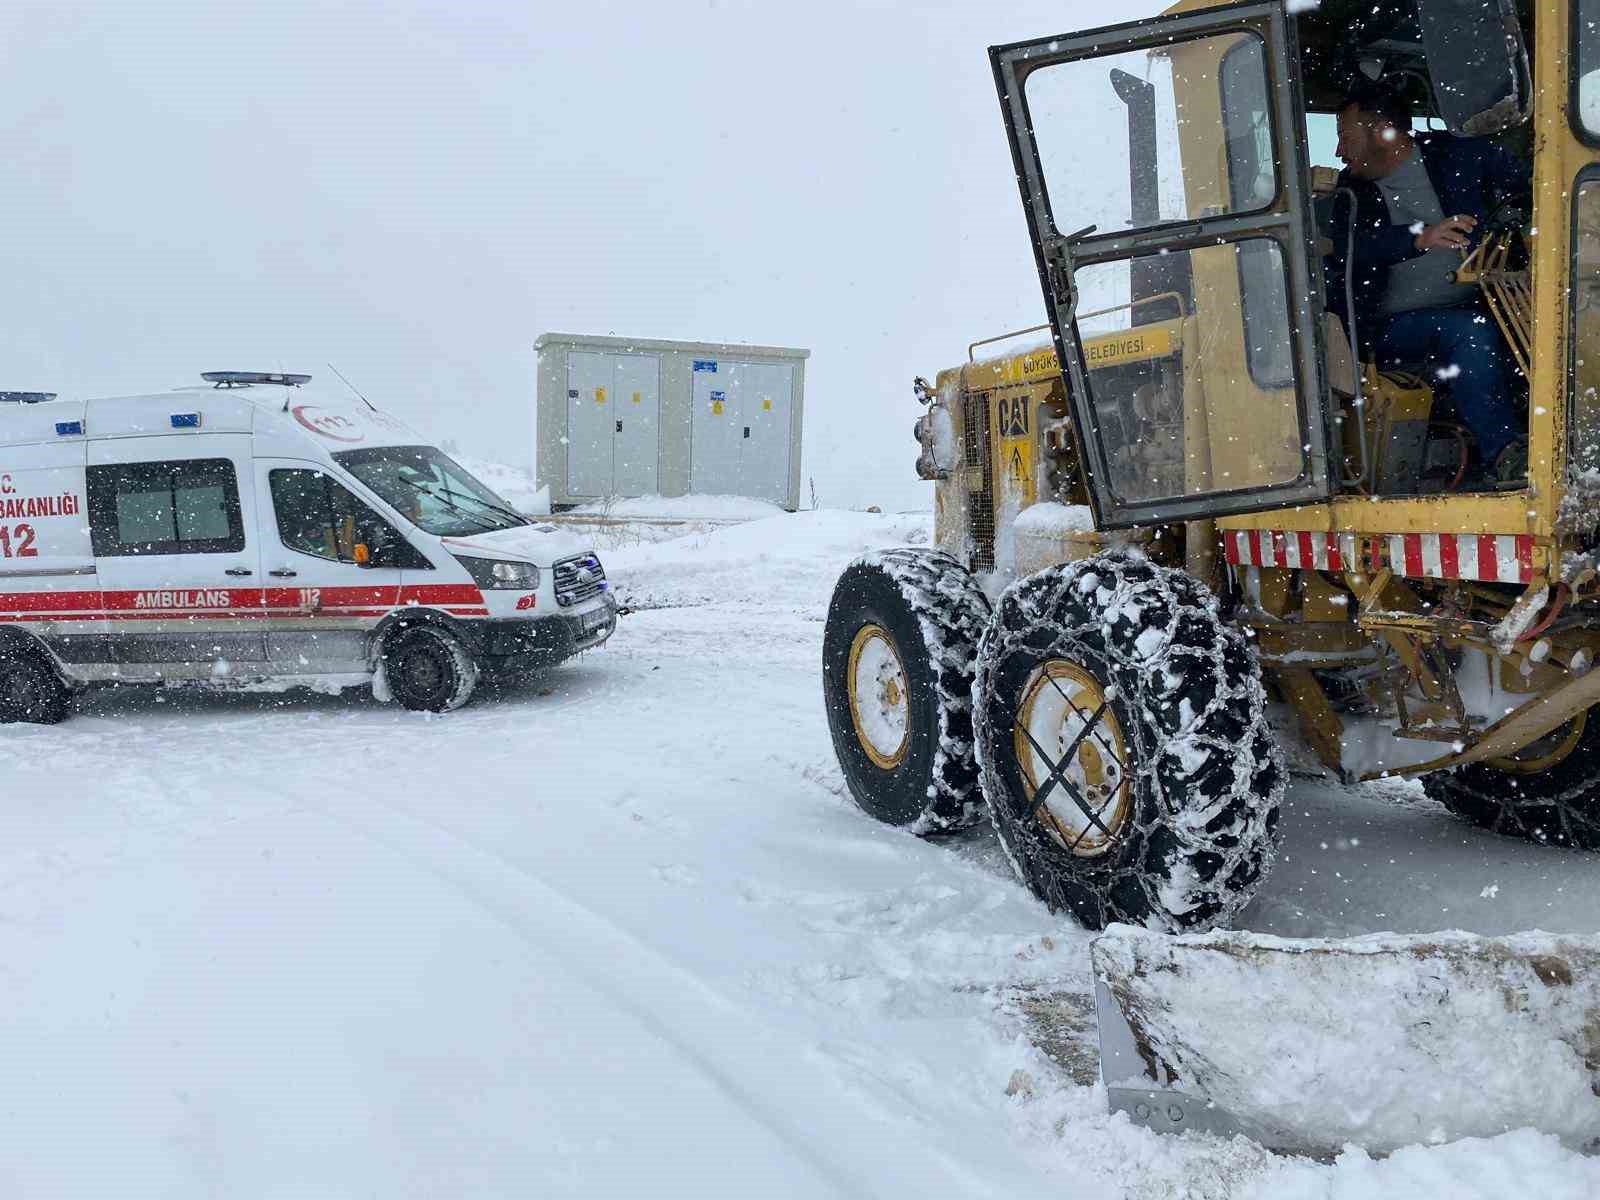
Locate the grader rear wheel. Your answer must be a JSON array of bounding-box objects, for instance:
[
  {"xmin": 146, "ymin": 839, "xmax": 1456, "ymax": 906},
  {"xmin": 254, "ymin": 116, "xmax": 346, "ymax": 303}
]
[
  {"xmin": 973, "ymin": 552, "xmax": 1284, "ymax": 932},
  {"xmin": 1424, "ymin": 712, "xmax": 1600, "ymax": 849}
]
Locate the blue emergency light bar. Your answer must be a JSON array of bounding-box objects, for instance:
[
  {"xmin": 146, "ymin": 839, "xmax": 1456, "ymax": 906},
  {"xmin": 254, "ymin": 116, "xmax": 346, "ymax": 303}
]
[
  {"xmin": 55, "ymin": 420, "xmax": 84, "ymax": 436},
  {"xmin": 201, "ymin": 371, "xmax": 312, "ymax": 388},
  {"xmin": 170, "ymin": 412, "xmax": 202, "ymax": 429},
  {"xmin": 0, "ymin": 392, "xmax": 57, "ymax": 404}
]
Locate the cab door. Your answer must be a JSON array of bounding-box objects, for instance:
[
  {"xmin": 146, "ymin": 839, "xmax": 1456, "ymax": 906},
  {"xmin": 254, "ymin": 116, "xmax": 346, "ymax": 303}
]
[
  {"xmin": 991, "ymin": 2, "xmax": 1331, "ymax": 528},
  {"xmin": 254, "ymin": 460, "xmax": 408, "ymax": 672}
]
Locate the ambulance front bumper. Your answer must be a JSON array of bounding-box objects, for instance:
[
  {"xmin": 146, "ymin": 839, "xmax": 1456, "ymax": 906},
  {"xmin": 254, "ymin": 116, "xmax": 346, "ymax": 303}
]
[{"xmin": 471, "ymin": 595, "xmax": 617, "ymax": 673}]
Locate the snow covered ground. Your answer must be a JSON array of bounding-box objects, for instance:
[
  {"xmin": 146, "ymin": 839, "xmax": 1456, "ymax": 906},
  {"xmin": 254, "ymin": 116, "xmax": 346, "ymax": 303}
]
[{"xmin": 3, "ymin": 510, "xmax": 1597, "ymax": 1197}]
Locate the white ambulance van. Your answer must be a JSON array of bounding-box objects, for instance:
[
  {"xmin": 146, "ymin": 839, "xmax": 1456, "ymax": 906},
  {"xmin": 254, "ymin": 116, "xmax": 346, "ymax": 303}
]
[{"xmin": 0, "ymin": 373, "xmax": 616, "ymax": 723}]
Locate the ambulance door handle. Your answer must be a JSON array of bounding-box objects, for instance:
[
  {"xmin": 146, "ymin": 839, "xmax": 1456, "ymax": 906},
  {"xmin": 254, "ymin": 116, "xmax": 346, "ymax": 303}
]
[
  {"xmin": 269, "ymin": 568, "xmax": 298, "ymax": 578},
  {"xmin": 225, "ymin": 567, "xmax": 253, "ymax": 577}
]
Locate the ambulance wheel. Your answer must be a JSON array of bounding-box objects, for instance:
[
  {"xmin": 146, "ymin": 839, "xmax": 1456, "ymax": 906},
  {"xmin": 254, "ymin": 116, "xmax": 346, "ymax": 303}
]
[
  {"xmin": 0, "ymin": 645, "xmax": 72, "ymax": 725},
  {"xmin": 1423, "ymin": 711, "xmax": 1600, "ymax": 849},
  {"xmin": 822, "ymin": 548, "xmax": 992, "ymax": 831},
  {"xmin": 972, "ymin": 551, "xmax": 1283, "ymax": 932},
  {"xmin": 383, "ymin": 625, "xmax": 479, "ymax": 713}
]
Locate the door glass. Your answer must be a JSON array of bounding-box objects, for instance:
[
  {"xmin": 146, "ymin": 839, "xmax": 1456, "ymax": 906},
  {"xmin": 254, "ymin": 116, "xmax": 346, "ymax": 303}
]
[
  {"xmin": 1023, "ymin": 31, "xmax": 1275, "ymax": 238},
  {"xmin": 1074, "ymin": 238, "xmax": 1303, "ymax": 505},
  {"xmin": 270, "ymin": 468, "xmax": 403, "ymax": 563},
  {"xmin": 1572, "ymin": 175, "xmax": 1600, "ymax": 477},
  {"xmin": 1418, "ymin": 0, "xmax": 1529, "ymax": 137},
  {"xmin": 87, "ymin": 458, "xmax": 245, "ymax": 556}
]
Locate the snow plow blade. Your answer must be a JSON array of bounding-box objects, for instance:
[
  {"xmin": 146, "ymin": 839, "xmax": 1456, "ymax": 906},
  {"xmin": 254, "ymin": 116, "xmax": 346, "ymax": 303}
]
[{"xmin": 1091, "ymin": 925, "xmax": 1600, "ymax": 1156}]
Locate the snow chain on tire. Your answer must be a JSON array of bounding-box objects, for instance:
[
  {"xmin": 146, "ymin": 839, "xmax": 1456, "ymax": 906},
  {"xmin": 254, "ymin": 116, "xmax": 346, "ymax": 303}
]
[
  {"xmin": 973, "ymin": 551, "xmax": 1283, "ymax": 931},
  {"xmin": 822, "ymin": 548, "xmax": 992, "ymax": 831},
  {"xmin": 1423, "ymin": 713, "xmax": 1600, "ymax": 850}
]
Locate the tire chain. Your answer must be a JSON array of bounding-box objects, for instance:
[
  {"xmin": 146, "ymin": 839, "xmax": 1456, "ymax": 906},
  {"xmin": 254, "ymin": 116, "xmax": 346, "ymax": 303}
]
[
  {"xmin": 852, "ymin": 548, "xmax": 993, "ymax": 830},
  {"xmin": 973, "ymin": 550, "xmax": 1284, "ymax": 930},
  {"xmin": 1424, "ymin": 728, "xmax": 1600, "ymax": 850}
]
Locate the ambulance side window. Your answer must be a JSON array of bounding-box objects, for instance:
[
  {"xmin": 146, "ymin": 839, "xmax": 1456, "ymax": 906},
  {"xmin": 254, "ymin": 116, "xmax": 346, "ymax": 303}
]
[
  {"xmin": 269, "ymin": 469, "xmax": 421, "ymax": 566},
  {"xmin": 87, "ymin": 458, "xmax": 245, "ymax": 556}
]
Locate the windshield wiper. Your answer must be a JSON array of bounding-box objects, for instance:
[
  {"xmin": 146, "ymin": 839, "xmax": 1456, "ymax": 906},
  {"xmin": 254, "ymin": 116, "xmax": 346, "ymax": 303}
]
[
  {"xmin": 432, "ymin": 486, "xmax": 529, "ymax": 529},
  {"xmin": 392, "ymin": 478, "xmax": 508, "ymax": 534}
]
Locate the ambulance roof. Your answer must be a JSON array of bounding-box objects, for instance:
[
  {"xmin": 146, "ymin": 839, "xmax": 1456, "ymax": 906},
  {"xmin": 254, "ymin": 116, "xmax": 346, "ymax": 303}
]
[{"xmin": 0, "ymin": 382, "xmax": 427, "ymax": 459}]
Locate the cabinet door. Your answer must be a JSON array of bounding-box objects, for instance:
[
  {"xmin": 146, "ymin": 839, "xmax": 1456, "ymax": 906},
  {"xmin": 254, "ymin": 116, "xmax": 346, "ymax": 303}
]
[
  {"xmin": 734, "ymin": 361, "xmax": 793, "ymax": 505},
  {"xmin": 566, "ymin": 351, "xmax": 615, "ymax": 498},
  {"xmin": 611, "ymin": 354, "xmax": 661, "ymax": 495},
  {"xmin": 690, "ymin": 361, "xmax": 745, "ymax": 496}
]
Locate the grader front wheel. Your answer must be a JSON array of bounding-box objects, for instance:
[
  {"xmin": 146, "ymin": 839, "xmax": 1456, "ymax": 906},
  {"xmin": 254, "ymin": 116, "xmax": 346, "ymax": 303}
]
[
  {"xmin": 822, "ymin": 549, "xmax": 992, "ymax": 831},
  {"xmin": 973, "ymin": 552, "xmax": 1284, "ymax": 932}
]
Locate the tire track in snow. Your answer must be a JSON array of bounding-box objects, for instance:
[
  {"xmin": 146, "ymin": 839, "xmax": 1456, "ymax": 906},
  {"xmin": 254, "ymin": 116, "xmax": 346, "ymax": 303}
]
[{"xmin": 310, "ymin": 792, "xmax": 1026, "ymax": 1200}]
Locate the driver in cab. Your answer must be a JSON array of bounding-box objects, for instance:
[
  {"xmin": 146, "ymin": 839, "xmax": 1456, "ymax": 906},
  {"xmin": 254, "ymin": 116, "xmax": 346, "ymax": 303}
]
[{"xmin": 1327, "ymin": 81, "xmax": 1532, "ymax": 486}]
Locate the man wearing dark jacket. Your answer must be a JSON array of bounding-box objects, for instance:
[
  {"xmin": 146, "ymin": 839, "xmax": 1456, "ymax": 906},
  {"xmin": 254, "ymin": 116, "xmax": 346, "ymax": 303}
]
[{"xmin": 1326, "ymin": 82, "xmax": 1531, "ymax": 478}]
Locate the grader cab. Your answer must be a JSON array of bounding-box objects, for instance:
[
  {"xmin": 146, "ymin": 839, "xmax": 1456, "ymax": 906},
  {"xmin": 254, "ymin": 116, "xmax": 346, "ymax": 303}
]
[{"xmin": 823, "ymin": 0, "xmax": 1600, "ymax": 1152}]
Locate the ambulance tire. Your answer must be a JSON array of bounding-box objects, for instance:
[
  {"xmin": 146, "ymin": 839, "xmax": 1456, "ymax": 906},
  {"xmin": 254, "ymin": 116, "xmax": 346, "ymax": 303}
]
[
  {"xmin": 383, "ymin": 625, "xmax": 479, "ymax": 713},
  {"xmin": 972, "ymin": 551, "xmax": 1284, "ymax": 933},
  {"xmin": 0, "ymin": 644, "xmax": 72, "ymax": 725}
]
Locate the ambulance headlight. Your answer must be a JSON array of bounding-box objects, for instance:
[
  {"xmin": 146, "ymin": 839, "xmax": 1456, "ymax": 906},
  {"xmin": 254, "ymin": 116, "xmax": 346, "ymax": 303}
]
[{"xmin": 455, "ymin": 556, "xmax": 539, "ymax": 590}]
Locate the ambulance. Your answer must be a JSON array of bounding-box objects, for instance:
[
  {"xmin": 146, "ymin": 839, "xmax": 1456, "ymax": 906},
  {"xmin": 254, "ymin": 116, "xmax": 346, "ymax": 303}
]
[{"xmin": 0, "ymin": 373, "xmax": 616, "ymax": 722}]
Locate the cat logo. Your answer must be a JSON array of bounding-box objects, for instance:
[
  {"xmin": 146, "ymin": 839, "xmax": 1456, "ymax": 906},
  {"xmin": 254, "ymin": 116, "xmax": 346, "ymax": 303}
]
[{"xmin": 998, "ymin": 396, "xmax": 1030, "ymax": 438}]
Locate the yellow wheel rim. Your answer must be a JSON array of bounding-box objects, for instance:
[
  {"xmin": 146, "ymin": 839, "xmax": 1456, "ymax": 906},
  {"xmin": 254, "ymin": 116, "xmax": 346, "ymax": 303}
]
[
  {"xmin": 1014, "ymin": 661, "xmax": 1132, "ymax": 858},
  {"xmin": 1485, "ymin": 711, "xmax": 1587, "ymax": 775},
  {"xmin": 847, "ymin": 624, "xmax": 911, "ymax": 770}
]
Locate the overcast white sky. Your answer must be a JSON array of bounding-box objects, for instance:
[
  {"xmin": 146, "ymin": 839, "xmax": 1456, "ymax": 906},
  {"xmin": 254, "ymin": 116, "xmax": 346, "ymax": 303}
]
[{"xmin": 1, "ymin": 0, "xmax": 1165, "ymax": 511}]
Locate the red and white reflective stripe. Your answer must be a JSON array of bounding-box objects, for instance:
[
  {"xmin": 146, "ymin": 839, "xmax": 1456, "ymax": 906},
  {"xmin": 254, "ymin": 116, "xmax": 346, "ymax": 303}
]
[
  {"xmin": 1223, "ymin": 530, "xmax": 1535, "ymax": 584},
  {"xmin": 0, "ymin": 583, "xmax": 489, "ymax": 622},
  {"xmin": 1224, "ymin": 530, "xmax": 1346, "ymax": 572}
]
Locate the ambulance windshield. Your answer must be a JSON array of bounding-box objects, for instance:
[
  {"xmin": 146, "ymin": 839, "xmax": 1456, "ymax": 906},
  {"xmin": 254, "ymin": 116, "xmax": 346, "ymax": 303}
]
[{"xmin": 333, "ymin": 445, "xmax": 528, "ymax": 536}]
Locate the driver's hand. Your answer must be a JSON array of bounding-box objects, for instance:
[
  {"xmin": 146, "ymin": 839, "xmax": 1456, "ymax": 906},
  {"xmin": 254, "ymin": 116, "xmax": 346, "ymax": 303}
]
[{"xmin": 1415, "ymin": 215, "xmax": 1477, "ymax": 252}]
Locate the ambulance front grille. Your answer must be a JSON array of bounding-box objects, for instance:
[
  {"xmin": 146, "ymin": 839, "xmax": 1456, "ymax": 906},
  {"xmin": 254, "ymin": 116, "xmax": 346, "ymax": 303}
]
[{"xmin": 554, "ymin": 554, "xmax": 607, "ymax": 607}]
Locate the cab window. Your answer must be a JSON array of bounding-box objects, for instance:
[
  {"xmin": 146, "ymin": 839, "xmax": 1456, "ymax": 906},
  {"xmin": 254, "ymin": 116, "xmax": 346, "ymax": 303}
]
[
  {"xmin": 1220, "ymin": 37, "xmax": 1294, "ymax": 391},
  {"xmin": 87, "ymin": 458, "xmax": 244, "ymax": 556},
  {"xmin": 268, "ymin": 468, "xmax": 420, "ymax": 566}
]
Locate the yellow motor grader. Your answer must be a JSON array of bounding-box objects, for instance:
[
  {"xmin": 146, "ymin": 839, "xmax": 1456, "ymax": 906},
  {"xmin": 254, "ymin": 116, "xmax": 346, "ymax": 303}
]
[{"xmin": 821, "ymin": 0, "xmax": 1600, "ymax": 1152}]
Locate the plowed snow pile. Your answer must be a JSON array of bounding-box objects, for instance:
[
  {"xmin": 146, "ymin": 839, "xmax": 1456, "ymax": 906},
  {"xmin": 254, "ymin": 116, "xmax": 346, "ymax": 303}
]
[{"xmin": 0, "ymin": 508, "xmax": 1595, "ymax": 1197}]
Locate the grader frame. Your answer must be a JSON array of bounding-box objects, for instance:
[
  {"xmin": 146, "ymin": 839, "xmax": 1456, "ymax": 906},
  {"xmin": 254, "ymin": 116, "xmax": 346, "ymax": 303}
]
[{"xmin": 913, "ymin": 0, "xmax": 1600, "ymax": 785}]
